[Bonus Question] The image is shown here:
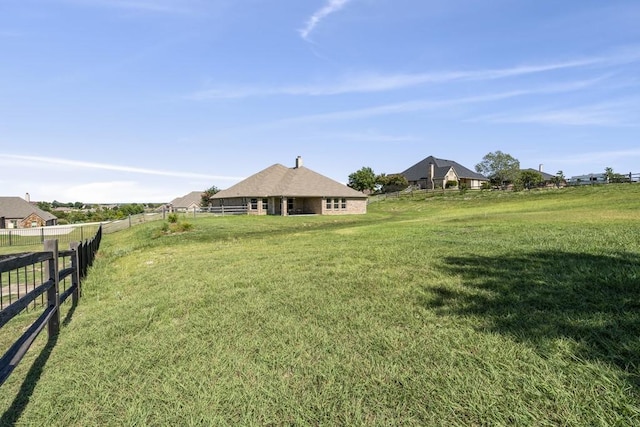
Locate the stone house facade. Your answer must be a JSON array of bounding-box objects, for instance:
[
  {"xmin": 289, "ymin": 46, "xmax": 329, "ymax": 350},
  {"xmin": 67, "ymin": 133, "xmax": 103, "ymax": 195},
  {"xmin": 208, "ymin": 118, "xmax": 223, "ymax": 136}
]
[
  {"xmin": 0, "ymin": 196, "xmax": 58, "ymax": 229},
  {"xmin": 401, "ymin": 156, "xmax": 489, "ymax": 190}
]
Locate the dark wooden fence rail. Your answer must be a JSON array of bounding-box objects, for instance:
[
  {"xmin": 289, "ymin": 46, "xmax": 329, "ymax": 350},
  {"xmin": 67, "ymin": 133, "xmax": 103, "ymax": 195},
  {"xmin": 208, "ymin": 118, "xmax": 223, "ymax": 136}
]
[{"xmin": 0, "ymin": 226, "xmax": 102, "ymax": 386}]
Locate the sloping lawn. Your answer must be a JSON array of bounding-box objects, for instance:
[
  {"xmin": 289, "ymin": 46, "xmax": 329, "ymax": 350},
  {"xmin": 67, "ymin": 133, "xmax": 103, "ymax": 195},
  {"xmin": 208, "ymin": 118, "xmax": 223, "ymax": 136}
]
[{"xmin": 2, "ymin": 185, "xmax": 640, "ymax": 425}]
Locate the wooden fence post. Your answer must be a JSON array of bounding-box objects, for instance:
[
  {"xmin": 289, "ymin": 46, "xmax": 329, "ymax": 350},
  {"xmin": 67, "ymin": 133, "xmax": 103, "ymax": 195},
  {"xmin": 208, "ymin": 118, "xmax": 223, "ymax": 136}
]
[
  {"xmin": 44, "ymin": 239, "xmax": 60, "ymax": 336},
  {"xmin": 81, "ymin": 240, "xmax": 88, "ymax": 279},
  {"xmin": 70, "ymin": 241, "xmax": 81, "ymax": 302}
]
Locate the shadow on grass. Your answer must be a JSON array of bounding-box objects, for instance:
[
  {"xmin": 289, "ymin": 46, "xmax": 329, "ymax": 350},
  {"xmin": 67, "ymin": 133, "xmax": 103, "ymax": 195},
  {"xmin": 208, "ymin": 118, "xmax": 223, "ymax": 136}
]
[
  {"xmin": 422, "ymin": 251, "xmax": 640, "ymax": 383},
  {"xmin": 0, "ymin": 334, "xmax": 58, "ymax": 425},
  {"xmin": 1, "ymin": 300, "xmax": 76, "ymax": 424}
]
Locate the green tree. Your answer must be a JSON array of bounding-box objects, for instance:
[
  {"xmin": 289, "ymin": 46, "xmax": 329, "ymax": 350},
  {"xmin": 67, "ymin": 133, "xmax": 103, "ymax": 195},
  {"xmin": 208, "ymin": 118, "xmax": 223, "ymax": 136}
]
[
  {"xmin": 37, "ymin": 201, "xmax": 52, "ymax": 212},
  {"xmin": 517, "ymin": 170, "xmax": 543, "ymax": 190},
  {"xmin": 119, "ymin": 204, "xmax": 144, "ymax": 216},
  {"xmin": 348, "ymin": 167, "xmax": 377, "ymax": 193},
  {"xmin": 551, "ymin": 170, "xmax": 565, "ymax": 188},
  {"xmin": 68, "ymin": 211, "xmax": 88, "ymax": 224},
  {"xmin": 605, "ymin": 167, "xmax": 626, "ymax": 183},
  {"xmin": 475, "ymin": 151, "xmax": 520, "ymax": 188},
  {"xmin": 376, "ymin": 173, "xmax": 408, "ymax": 193},
  {"xmin": 201, "ymin": 185, "xmax": 221, "ymax": 207},
  {"xmin": 605, "ymin": 167, "xmax": 614, "ymax": 182}
]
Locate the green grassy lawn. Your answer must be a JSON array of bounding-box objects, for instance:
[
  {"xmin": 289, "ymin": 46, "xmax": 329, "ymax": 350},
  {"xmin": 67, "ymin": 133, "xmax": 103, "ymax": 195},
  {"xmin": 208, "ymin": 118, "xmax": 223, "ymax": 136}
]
[{"xmin": 2, "ymin": 185, "xmax": 639, "ymax": 425}]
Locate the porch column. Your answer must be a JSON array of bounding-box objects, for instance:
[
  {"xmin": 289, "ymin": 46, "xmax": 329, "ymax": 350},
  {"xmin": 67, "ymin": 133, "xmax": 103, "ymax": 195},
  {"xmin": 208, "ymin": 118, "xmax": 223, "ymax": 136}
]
[{"xmin": 281, "ymin": 197, "xmax": 287, "ymax": 216}]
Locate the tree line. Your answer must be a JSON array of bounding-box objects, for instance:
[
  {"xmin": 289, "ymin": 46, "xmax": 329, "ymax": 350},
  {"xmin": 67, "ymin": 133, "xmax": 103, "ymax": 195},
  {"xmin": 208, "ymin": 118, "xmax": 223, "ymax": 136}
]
[{"xmin": 37, "ymin": 201, "xmax": 152, "ymax": 224}]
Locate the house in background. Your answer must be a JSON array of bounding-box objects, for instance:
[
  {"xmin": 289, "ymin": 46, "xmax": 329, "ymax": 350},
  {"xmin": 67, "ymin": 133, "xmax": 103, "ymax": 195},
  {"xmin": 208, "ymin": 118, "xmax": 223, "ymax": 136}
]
[
  {"xmin": 168, "ymin": 191, "xmax": 203, "ymax": 213},
  {"xmin": 521, "ymin": 168, "xmax": 562, "ymax": 187},
  {"xmin": 400, "ymin": 156, "xmax": 489, "ymax": 190},
  {"xmin": 0, "ymin": 195, "xmax": 58, "ymax": 229},
  {"xmin": 211, "ymin": 156, "xmax": 368, "ymax": 215}
]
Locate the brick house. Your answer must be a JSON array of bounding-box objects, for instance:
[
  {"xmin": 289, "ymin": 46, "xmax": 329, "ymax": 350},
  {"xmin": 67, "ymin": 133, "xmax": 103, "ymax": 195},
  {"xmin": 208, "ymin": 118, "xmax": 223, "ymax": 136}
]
[
  {"xmin": 0, "ymin": 196, "xmax": 58, "ymax": 229},
  {"xmin": 211, "ymin": 157, "xmax": 368, "ymax": 215},
  {"xmin": 400, "ymin": 155, "xmax": 489, "ymax": 190}
]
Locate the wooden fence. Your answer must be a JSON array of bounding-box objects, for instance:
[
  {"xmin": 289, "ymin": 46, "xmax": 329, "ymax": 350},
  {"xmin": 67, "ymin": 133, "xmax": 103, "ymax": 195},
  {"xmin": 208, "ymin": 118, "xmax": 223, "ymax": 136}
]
[
  {"xmin": 0, "ymin": 226, "xmax": 102, "ymax": 385},
  {"xmin": 186, "ymin": 205, "xmax": 249, "ymax": 216}
]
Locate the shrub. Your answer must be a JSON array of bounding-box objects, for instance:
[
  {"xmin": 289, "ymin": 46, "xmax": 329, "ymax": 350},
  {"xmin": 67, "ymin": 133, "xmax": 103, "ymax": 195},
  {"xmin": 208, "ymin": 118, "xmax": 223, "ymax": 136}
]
[
  {"xmin": 168, "ymin": 213, "xmax": 179, "ymax": 223},
  {"xmin": 179, "ymin": 222, "xmax": 193, "ymax": 232}
]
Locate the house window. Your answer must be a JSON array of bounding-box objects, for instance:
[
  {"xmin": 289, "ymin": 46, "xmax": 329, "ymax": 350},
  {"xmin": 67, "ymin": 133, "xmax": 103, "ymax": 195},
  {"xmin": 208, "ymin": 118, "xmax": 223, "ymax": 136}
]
[
  {"xmin": 262, "ymin": 198, "xmax": 268, "ymax": 211},
  {"xmin": 326, "ymin": 198, "xmax": 332, "ymax": 209},
  {"xmin": 250, "ymin": 199, "xmax": 258, "ymax": 210},
  {"xmin": 31, "ymin": 221, "xmax": 38, "ymax": 228},
  {"xmin": 287, "ymin": 198, "xmax": 294, "ymax": 212},
  {"xmin": 341, "ymin": 198, "xmax": 346, "ymax": 209},
  {"xmin": 333, "ymin": 198, "xmax": 339, "ymax": 209}
]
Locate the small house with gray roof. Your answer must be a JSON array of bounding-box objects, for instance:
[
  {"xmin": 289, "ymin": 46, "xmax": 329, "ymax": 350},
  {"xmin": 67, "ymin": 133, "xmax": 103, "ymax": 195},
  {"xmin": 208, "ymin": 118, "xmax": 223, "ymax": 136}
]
[
  {"xmin": 0, "ymin": 195, "xmax": 58, "ymax": 229},
  {"xmin": 401, "ymin": 155, "xmax": 489, "ymax": 190},
  {"xmin": 211, "ymin": 157, "xmax": 368, "ymax": 215},
  {"xmin": 168, "ymin": 191, "xmax": 203, "ymax": 213}
]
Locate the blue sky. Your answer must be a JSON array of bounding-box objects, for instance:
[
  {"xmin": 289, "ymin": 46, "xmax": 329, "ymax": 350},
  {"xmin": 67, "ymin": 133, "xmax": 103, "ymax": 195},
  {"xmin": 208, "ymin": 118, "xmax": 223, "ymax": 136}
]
[{"xmin": 1, "ymin": 0, "xmax": 639, "ymax": 203}]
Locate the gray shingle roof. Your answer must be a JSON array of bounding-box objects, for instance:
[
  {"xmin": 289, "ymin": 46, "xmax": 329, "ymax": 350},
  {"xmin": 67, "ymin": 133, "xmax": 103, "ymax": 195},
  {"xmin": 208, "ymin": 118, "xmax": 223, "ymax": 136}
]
[
  {"xmin": 169, "ymin": 191, "xmax": 203, "ymax": 208},
  {"xmin": 522, "ymin": 168, "xmax": 555, "ymax": 181},
  {"xmin": 401, "ymin": 156, "xmax": 488, "ymax": 181},
  {"xmin": 212, "ymin": 164, "xmax": 367, "ymax": 199},
  {"xmin": 0, "ymin": 197, "xmax": 58, "ymax": 221}
]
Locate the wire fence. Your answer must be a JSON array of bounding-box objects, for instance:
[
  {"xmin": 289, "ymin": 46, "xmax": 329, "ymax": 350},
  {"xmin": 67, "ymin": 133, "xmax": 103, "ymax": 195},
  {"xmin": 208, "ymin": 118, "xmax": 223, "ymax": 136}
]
[
  {"xmin": 1, "ymin": 206, "xmax": 252, "ymax": 248},
  {"xmin": 0, "ymin": 224, "xmax": 101, "ymax": 248}
]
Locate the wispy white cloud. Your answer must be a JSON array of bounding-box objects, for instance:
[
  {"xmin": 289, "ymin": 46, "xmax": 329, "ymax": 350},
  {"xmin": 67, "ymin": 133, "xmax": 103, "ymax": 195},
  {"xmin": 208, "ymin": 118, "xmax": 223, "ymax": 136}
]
[
  {"xmin": 0, "ymin": 154, "xmax": 244, "ymax": 181},
  {"xmin": 299, "ymin": 0, "xmax": 353, "ymax": 41},
  {"xmin": 473, "ymin": 99, "xmax": 640, "ymax": 127},
  {"xmin": 273, "ymin": 78, "xmax": 606, "ymax": 124},
  {"xmin": 190, "ymin": 52, "xmax": 635, "ymax": 100}
]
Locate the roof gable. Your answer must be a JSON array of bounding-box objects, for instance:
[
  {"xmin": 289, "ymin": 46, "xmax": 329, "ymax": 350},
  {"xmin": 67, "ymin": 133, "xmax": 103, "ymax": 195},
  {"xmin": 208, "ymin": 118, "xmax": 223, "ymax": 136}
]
[
  {"xmin": 213, "ymin": 164, "xmax": 367, "ymax": 199},
  {"xmin": 401, "ymin": 155, "xmax": 488, "ymax": 181},
  {"xmin": 0, "ymin": 197, "xmax": 57, "ymax": 221},
  {"xmin": 170, "ymin": 191, "xmax": 203, "ymax": 208}
]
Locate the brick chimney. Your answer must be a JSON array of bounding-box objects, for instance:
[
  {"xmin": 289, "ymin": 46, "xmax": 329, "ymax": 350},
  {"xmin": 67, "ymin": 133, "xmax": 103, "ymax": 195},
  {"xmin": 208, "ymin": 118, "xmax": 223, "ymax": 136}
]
[{"xmin": 295, "ymin": 156, "xmax": 303, "ymax": 168}]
